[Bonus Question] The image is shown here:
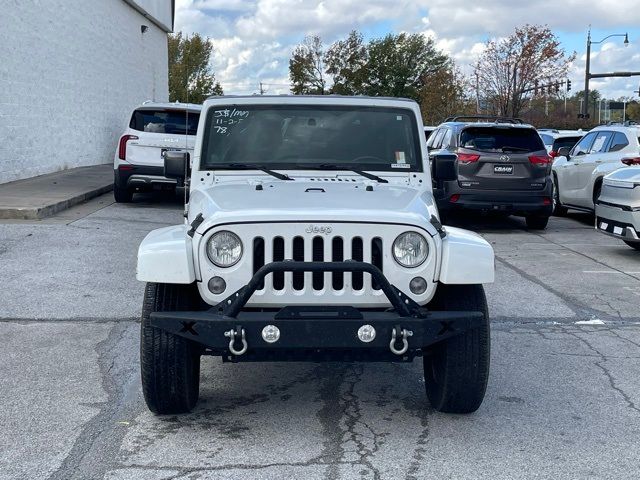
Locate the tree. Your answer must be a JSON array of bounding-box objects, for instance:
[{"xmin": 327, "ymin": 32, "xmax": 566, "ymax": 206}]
[
  {"xmin": 168, "ymin": 32, "xmax": 223, "ymax": 104},
  {"xmin": 289, "ymin": 35, "xmax": 327, "ymax": 94},
  {"xmin": 474, "ymin": 25, "xmax": 575, "ymax": 117},
  {"xmin": 365, "ymin": 33, "xmax": 449, "ymax": 101},
  {"xmin": 419, "ymin": 67, "xmax": 474, "ymax": 125},
  {"xmin": 325, "ymin": 31, "xmax": 368, "ymax": 95}
]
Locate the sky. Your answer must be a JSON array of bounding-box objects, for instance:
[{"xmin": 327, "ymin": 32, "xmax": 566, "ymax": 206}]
[{"xmin": 174, "ymin": 0, "xmax": 640, "ymax": 101}]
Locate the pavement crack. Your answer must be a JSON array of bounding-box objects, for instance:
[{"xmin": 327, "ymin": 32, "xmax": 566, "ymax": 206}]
[{"xmin": 562, "ymin": 326, "xmax": 640, "ymax": 415}]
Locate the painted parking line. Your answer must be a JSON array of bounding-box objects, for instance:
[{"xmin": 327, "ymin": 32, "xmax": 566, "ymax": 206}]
[{"xmin": 583, "ymin": 270, "xmax": 640, "ymax": 274}]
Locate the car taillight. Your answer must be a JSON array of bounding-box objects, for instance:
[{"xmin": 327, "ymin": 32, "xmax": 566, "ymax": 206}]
[
  {"xmin": 450, "ymin": 194, "xmax": 460, "ymax": 203},
  {"xmin": 622, "ymin": 157, "xmax": 640, "ymax": 166},
  {"xmin": 549, "ymin": 150, "xmax": 558, "ymax": 158},
  {"xmin": 118, "ymin": 135, "xmax": 138, "ymax": 160},
  {"xmin": 457, "ymin": 153, "xmax": 480, "ymax": 163},
  {"xmin": 528, "ymin": 155, "xmax": 551, "ymax": 165}
]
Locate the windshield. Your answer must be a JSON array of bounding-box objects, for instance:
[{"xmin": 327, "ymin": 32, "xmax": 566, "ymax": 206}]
[
  {"xmin": 130, "ymin": 109, "xmax": 200, "ymax": 135},
  {"xmin": 200, "ymin": 105, "xmax": 422, "ymax": 172},
  {"xmin": 459, "ymin": 127, "xmax": 545, "ymax": 153}
]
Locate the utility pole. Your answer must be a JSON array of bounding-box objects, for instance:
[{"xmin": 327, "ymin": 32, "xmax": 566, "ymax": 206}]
[{"xmin": 583, "ymin": 29, "xmax": 591, "ymax": 118}]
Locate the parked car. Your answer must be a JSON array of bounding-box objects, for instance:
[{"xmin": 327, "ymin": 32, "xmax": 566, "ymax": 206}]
[
  {"xmin": 136, "ymin": 95, "xmax": 495, "ymax": 415},
  {"xmin": 538, "ymin": 129, "xmax": 583, "ymax": 158},
  {"xmin": 552, "ymin": 124, "xmax": 640, "ymax": 215},
  {"xmin": 595, "ymin": 166, "xmax": 640, "ymax": 250},
  {"xmin": 427, "ymin": 115, "xmax": 553, "ymax": 229},
  {"xmin": 424, "ymin": 126, "xmax": 436, "ymax": 141},
  {"xmin": 113, "ymin": 102, "xmax": 202, "ymax": 202}
]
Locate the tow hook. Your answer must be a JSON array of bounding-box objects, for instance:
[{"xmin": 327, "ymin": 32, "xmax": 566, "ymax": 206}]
[
  {"xmin": 389, "ymin": 325, "xmax": 413, "ymax": 355},
  {"xmin": 224, "ymin": 326, "xmax": 248, "ymax": 356}
]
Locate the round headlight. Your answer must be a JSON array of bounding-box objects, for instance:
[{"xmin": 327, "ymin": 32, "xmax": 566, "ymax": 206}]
[
  {"xmin": 207, "ymin": 231, "xmax": 243, "ymax": 267},
  {"xmin": 393, "ymin": 232, "xmax": 428, "ymax": 268}
]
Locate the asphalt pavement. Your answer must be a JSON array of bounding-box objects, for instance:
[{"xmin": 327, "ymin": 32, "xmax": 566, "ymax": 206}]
[{"xmin": 1, "ymin": 192, "xmax": 639, "ymax": 480}]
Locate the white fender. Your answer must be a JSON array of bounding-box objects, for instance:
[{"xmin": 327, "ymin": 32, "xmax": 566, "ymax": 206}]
[
  {"xmin": 438, "ymin": 226, "xmax": 494, "ymax": 284},
  {"xmin": 137, "ymin": 226, "xmax": 196, "ymax": 284}
]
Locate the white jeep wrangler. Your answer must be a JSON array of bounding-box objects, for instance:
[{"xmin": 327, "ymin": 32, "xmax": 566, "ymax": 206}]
[{"xmin": 137, "ymin": 95, "xmax": 495, "ymax": 415}]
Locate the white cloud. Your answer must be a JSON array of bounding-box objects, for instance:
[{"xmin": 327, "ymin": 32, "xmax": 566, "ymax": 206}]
[{"xmin": 174, "ymin": 0, "xmax": 640, "ymax": 98}]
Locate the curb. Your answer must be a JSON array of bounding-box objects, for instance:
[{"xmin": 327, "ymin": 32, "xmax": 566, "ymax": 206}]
[{"xmin": 0, "ymin": 184, "xmax": 114, "ymax": 220}]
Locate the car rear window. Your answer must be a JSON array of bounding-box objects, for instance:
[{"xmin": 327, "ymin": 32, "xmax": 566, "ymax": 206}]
[
  {"xmin": 130, "ymin": 109, "xmax": 200, "ymax": 135},
  {"xmin": 459, "ymin": 127, "xmax": 545, "ymax": 153},
  {"xmin": 539, "ymin": 133, "xmax": 554, "ymax": 145},
  {"xmin": 552, "ymin": 136, "xmax": 581, "ymax": 151}
]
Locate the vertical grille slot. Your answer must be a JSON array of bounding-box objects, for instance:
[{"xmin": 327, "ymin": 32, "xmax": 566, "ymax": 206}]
[
  {"xmin": 351, "ymin": 237, "xmax": 364, "ymax": 290},
  {"xmin": 371, "ymin": 238, "xmax": 383, "ymax": 290},
  {"xmin": 312, "ymin": 236, "xmax": 324, "ymax": 290},
  {"xmin": 332, "ymin": 237, "xmax": 344, "ymax": 290},
  {"xmin": 273, "ymin": 237, "xmax": 285, "ymax": 290},
  {"xmin": 292, "ymin": 236, "xmax": 305, "ymax": 290},
  {"xmin": 253, "ymin": 237, "xmax": 265, "ymax": 290}
]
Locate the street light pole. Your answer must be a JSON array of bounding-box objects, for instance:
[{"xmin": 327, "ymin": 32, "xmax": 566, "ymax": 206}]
[
  {"xmin": 582, "ymin": 30, "xmax": 629, "ymax": 118},
  {"xmin": 583, "ymin": 30, "xmax": 591, "ymax": 118}
]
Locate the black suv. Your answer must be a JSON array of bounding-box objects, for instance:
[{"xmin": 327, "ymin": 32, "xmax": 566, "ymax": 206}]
[{"xmin": 427, "ymin": 116, "xmax": 553, "ymax": 229}]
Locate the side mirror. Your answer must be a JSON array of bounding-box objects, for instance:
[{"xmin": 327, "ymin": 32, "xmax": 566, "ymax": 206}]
[
  {"xmin": 557, "ymin": 147, "xmax": 571, "ymax": 159},
  {"xmin": 164, "ymin": 151, "xmax": 190, "ymax": 181},
  {"xmin": 432, "ymin": 153, "xmax": 458, "ymax": 181}
]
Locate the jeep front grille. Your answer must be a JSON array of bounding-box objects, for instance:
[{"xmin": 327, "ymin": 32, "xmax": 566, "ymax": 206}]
[{"xmin": 252, "ymin": 235, "xmax": 384, "ymax": 292}]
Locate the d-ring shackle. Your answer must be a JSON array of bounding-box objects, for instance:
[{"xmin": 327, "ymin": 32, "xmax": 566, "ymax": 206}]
[
  {"xmin": 389, "ymin": 327, "xmax": 413, "ymax": 355},
  {"xmin": 224, "ymin": 327, "xmax": 248, "ymax": 356}
]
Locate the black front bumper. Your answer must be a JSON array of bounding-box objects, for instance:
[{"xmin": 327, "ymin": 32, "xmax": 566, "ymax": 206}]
[{"xmin": 150, "ymin": 261, "xmax": 484, "ymax": 362}]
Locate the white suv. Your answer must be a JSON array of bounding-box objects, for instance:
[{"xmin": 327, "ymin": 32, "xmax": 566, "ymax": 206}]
[
  {"xmin": 113, "ymin": 102, "xmax": 202, "ymax": 202},
  {"xmin": 552, "ymin": 124, "xmax": 640, "ymax": 214},
  {"xmin": 136, "ymin": 95, "xmax": 495, "ymax": 415}
]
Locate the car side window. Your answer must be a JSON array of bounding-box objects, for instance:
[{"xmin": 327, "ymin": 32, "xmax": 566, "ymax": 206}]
[
  {"xmin": 608, "ymin": 132, "xmax": 629, "ymax": 152},
  {"xmin": 588, "ymin": 131, "xmax": 612, "ymax": 154},
  {"xmin": 571, "ymin": 132, "xmax": 597, "ymax": 156},
  {"xmin": 430, "ymin": 129, "xmax": 446, "ymax": 149},
  {"xmin": 441, "ymin": 129, "xmax": 452, "ymax": 149},
  {"xmin": 425, "ymin": 129, "xmax": 438, "ymax": 148}
]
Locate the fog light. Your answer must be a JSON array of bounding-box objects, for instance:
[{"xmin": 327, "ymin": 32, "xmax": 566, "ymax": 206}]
[
  {"xmin": 208, "ymin": 276, "xmax": 226, "ymax": 294},
  {"xmin": 357, "ymin": 324, "xmax": 376, "ymax": 343},
  {"xmin": 261, "ymin": 325, "xmax": 280, "ymax": 343},
  {"xmin": 409, "ymin": 277, "xmax": 427, "ymax": 295}
]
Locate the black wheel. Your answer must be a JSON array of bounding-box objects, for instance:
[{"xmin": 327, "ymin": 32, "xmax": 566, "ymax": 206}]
[
  {"xmin": 525, "ymin": 215, "xmax": 549, "ymax": 230},
  {"xmin": 140, "ymin": 282, "xmax": 201, "ymax": 414},
  {"xmin": 424, "ymin": 284, "xmax": 490, "ymax": 413},
  {"xmin": 624, "ymin": 241, "xmax": 640, "ymax": 251},
  {"xmin": 552, "ymin": 175, "xmax": 568, "ymax": 216},
  {"xmin": 113, "ymin": 176, "xmax": 133, "ymax": 203}
]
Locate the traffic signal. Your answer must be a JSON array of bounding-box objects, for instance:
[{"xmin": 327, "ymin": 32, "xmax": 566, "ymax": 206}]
[
  {"xmin": 566, "ymin": 79, "xmax": 572, "ymax": 92},
  {"xmin": 555, "ymin": 83, "xmax": 560, "ymax": 93}
]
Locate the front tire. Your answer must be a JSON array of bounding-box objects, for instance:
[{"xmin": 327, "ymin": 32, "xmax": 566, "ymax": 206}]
[
  {"xmin": 552, "ymin": 175, "xmax": 568, "ymax": 216},
  {"xmin": 140, "ymin": 283, "xmax": 201, "ymax": 414},
  {"xmin": 424, "ymin": 284, "xmax": 490, "ymax": 413}
]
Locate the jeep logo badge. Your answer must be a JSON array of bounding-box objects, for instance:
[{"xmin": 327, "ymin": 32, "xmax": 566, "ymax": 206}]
[
  {"xmin": 306, "ymin": 225, "xmax": 332, "ymax": 235},
  {"xmin": 499, "ymin": 155, "xmax": 510, "ymax": 161}
]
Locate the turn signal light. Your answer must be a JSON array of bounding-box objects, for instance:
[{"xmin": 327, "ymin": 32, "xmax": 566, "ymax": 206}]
[
  {"xmin": 457, "ymin": 153, "xmax": 480, "ymax": 163},
  {"xmin": 622, "ymin": 157, "xmax": 640, "ymax": 166},
  {"xmin": 118, "ymin": 134, "xmax": 139, "ymax": 160},
  {"xmin": 528, "ymin": 155, "xmax": 551, "ymax": 165}
]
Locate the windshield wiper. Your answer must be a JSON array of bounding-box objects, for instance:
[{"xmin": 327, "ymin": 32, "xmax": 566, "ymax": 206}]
[
  {"xmin": 316, "ymin": 164, "xmax": 389, "ymax": 183},
  {"xmin": 227, "ymin": 164, "xmax": 293, "ymax": 181},
  {"xmin": 500, "ymin": 146, "xmax": 530, "ymax": 152}
]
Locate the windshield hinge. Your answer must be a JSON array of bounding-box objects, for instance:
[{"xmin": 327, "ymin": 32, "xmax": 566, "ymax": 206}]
[
  {"xmin": 430, "ymin": 215, "xmax": 447, "ymax": 239},
  {"xmin": 187, "ymin": 213, "xmax": 204, "ymax": 238}
]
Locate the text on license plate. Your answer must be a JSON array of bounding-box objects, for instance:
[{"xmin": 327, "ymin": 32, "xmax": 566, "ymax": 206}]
[{"xmin": 494, "ymin": 164, "xmax": 513, "ymax": 175}]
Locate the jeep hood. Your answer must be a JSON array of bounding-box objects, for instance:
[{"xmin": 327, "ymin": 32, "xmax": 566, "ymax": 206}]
[{"xmin": 188, "ymin": 179, "xmax": 439, "ymax": 236}]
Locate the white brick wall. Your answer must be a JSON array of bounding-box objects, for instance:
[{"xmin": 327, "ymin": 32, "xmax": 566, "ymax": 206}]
[{"xmin": 0, "ymin": 0, "xmax": 170, "ymax": 184}]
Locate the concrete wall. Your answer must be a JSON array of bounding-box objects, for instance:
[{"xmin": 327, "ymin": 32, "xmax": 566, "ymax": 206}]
[{"xmin": 0, "ymin": 0, "xmax": 170, "ymax": 184}]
